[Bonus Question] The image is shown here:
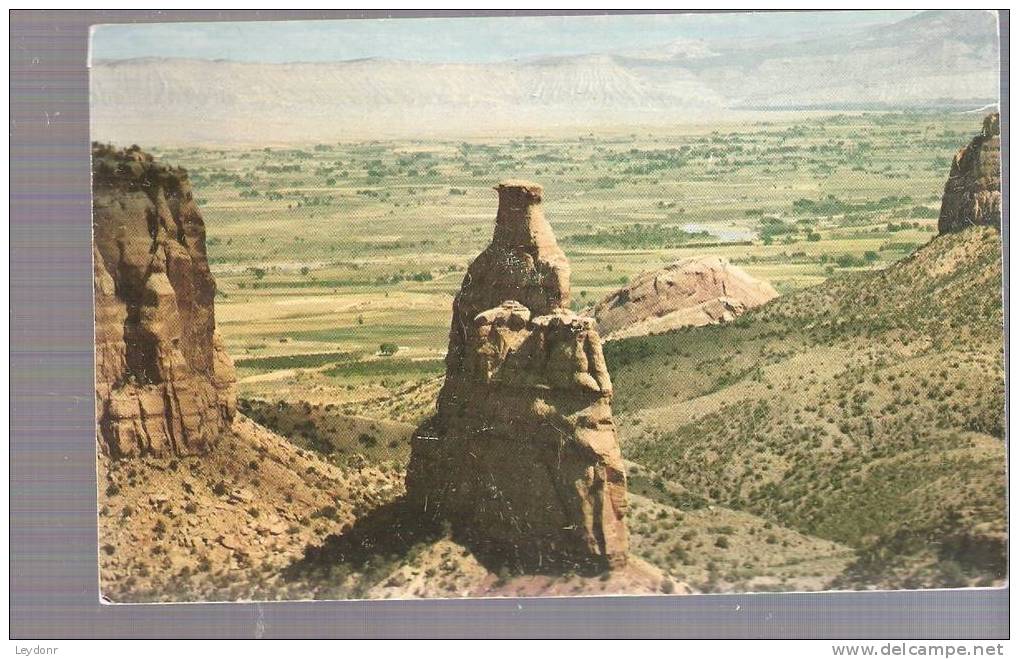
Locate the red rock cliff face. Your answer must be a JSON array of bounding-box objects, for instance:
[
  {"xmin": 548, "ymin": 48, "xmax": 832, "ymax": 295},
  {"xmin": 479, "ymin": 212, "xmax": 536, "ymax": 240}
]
[
  {"xmin": 938, "ymin": 113, "xmax": 1001, "ymax": 234},
  {"xmin": 92, "ymin": 144, "xmax": 236, "ymax": 459},
  {"xmin": 406, "ymin": 181, "xmax": 629, "ymax": 571}
]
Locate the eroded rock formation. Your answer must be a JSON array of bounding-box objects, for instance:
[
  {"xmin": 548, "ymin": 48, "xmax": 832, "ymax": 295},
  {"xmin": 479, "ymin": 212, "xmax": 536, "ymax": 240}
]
[
  {"xmin": 592, "ymin": 256, "xmax": 779, "ymax": 340},
  {"xmin": 406, "ymin": 180, "xmax": 628, "ymax": 570},
  {"xmin": 939, "ymin": 112, "xmax": 1001, "ymax": 234},
  {"xmin": 93, "ymin": 144, "xmax": 236, "ymax": 458}
]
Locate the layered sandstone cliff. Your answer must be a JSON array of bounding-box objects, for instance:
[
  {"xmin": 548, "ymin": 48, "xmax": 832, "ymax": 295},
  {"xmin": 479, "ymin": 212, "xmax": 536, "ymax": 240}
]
[
  {"xmin": 92, "ymin": 144, "xmax": 236, "ymax": 458},
  {"xmin": 938, "ymin": 112, "xmax": 1001, "ymax": 234},
  {"xmin": 406, "ymin": 181, "xmax": 628, "ymax": 570},
  {"xmin": 593, "ymin": 256, "xmax": 779, "ymax": 340}
]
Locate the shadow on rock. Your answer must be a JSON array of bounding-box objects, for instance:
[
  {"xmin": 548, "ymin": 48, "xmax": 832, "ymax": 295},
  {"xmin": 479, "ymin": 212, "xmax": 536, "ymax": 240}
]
[
  {"xmin": 281, "ymin": 497, "xmax": 442, "ymax": 587},
  {"xmin": 282, "ymin": 495, "xmax": 611, "ymax": 597}
]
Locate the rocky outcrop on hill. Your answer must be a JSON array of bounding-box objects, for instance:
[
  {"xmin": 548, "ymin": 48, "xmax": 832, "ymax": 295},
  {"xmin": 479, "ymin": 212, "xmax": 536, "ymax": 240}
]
[
  {"xmin": 938, "ymin": 112, "xmax": 1002, "ymax": 234},
  {"xmin": 92, "ymin": 144, "xmax": 237, "ymax": 459},
  {"xmin": 98, "ymin": 416, "xmax": 407, "ymax": 603},
  {"xmin": 592, "ymin": 256, "xmax": 779, "ymax": 340},
  {"xmin": 406, "ymin": 180, "xmax": 628, "ymax": 571}
]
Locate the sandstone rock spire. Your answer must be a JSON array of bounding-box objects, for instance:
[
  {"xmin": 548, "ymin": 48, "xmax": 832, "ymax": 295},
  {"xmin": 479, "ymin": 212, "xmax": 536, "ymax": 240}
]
[
  {"xmin": 938, "ymin": 112, "xmax": 1002, "ymax": 234},
  {"xmin": 406, "ymin": 180, "xmax": 628, "ymax": 571},
  {"xmin": 441, "ymin": 180, "xmax": 570, "ymax": 386},
  {"xmin": 92, "ymin": 144, "xmax": 237, "ymax": 458}
]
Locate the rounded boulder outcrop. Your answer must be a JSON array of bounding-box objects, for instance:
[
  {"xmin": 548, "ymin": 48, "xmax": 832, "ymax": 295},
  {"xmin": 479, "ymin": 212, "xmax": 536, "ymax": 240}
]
[{"xmin": 592, "ymin": 256, "xmax": 779, "ymax": 340}]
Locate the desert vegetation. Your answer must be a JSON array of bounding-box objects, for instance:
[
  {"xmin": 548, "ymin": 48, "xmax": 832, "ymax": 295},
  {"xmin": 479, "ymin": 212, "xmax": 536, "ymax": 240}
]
[
  {"xmin": 609, "ymin": 226, "xmax": 1005, "ymax": 589},
  {"xmin": 101, "ymin": 111, "xmax": 1004, "ymax": 598}
]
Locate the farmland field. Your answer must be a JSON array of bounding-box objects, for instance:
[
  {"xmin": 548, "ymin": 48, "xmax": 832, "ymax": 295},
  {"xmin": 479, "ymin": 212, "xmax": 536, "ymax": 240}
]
[{"xmin": 145, "ymin": 112, "xmax": 972, "ymax": 407}]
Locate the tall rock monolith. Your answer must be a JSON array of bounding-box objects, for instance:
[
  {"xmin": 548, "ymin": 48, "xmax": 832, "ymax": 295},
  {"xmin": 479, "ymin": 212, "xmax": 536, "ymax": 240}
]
[{"xmin": 406, "ymin": 180, "xmax": 628, "ymax": 571}]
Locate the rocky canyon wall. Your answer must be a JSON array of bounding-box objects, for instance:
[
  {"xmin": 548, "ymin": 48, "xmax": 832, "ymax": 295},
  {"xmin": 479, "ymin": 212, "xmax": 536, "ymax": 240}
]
[
  {"xmin": 939, "ymin": 112, "xmax": 1001, "ymax": 234},
  {"xmin": 93, "ymin": 144, "xmax": 236, "ymax": 459}
]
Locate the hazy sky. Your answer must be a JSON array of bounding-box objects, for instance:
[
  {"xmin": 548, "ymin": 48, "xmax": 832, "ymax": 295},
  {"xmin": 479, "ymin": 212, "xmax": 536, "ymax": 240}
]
[{"xmin": 91, "ymin": 11, "xmax": 920, "ymax": 64}]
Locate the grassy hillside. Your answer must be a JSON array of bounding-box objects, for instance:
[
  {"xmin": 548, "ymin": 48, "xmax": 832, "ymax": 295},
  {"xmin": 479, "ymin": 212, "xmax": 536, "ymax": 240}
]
[
  {"xmin": 606, "ymin": 226, "xmax": 1006, "ymax": 589},
  {"xmin": 239, "ymin": 398, "xmax": 415, "ymax": 465}
]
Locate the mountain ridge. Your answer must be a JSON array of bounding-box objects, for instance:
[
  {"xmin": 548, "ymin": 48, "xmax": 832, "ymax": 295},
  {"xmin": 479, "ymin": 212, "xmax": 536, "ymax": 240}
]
[{"xmin": 90, "ymin": 10, "xmax": 999, "ymax": 144}]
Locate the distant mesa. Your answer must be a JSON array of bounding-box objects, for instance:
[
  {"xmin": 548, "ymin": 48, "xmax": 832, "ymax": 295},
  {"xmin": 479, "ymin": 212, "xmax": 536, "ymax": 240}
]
[
  {"xmin": 592, "ymin": 256, "xmax": 779, "ymax": 341},
  {"xmin": 88, "ymin": 11, "xmax": 999, "ymax": 144},
  {"xmin": 92, "ymin": 143, "xmax": 237, "ymax": 458},
  {"xmin": 938, "ymin": 112, "xmax": 1001, "ymax": 234},
  {"xmin": 406, "ymin": 179, "xmax": 629, "ymax": 571}
]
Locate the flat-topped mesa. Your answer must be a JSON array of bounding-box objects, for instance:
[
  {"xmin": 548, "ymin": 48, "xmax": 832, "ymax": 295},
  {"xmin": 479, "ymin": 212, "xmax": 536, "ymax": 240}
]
[
  {"xmin": 407, "ymin": 181, "xmax": 628, "ymax": 572},
  {"xmin": 92, "ymin": 143, "xmax": 237, "ymax": 459},
  {"xmin": 938, "ymin": 112, "xmax": 1002, "ymax": 234}
]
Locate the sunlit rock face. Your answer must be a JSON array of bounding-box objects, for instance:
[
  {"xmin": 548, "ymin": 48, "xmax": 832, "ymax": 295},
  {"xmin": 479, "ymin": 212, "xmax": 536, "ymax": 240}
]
[
  {"xmin": 592, "ymin": 256, "xmax": 780, "ymax": 341},
  {"xmin": 406, "ymin": 180, "xmax": 628, "ymax": 571},
  {"xmin": 92, "ymin": 144, "xmax": 236, "ymax": 459},
  {"xmin": 938, "ymin": 113, "xmax": 1001, "ymax": 235}
]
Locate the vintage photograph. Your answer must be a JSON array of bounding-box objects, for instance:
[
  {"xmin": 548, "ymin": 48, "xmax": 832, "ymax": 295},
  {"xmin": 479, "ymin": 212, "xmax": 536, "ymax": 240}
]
[{"xmin": 89, "ymin": 10, "xmax": 1005, "ymax": 603}]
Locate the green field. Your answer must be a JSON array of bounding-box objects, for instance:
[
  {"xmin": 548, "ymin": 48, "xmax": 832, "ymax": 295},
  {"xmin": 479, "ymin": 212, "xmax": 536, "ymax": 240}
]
[{"xmin": 149, "ymin": 112, "xmax": 975, "ymax": 406}]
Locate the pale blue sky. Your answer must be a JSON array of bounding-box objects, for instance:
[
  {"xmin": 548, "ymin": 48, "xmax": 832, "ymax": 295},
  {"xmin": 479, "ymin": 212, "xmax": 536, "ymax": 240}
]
[{"xmin": 91, "ymin": 11, "xmax": 920, "ymax": 64}]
